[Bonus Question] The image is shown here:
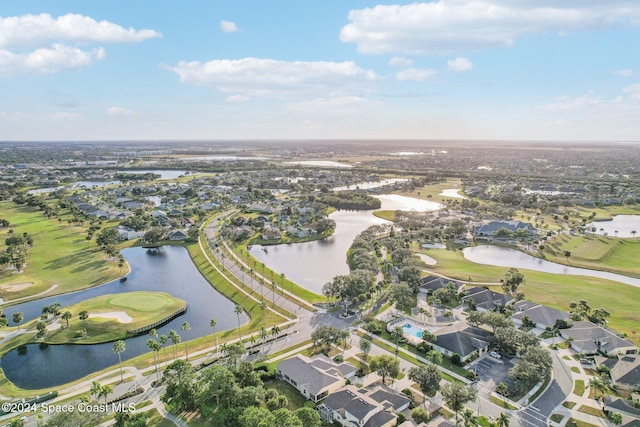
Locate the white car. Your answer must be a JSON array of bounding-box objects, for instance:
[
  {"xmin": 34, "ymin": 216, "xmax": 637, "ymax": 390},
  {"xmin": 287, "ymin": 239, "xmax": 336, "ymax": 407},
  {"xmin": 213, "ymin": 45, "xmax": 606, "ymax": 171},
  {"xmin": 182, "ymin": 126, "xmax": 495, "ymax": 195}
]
[{"xmin": 489, "ymin": 351, "xmax": 501, "ymax": 359}]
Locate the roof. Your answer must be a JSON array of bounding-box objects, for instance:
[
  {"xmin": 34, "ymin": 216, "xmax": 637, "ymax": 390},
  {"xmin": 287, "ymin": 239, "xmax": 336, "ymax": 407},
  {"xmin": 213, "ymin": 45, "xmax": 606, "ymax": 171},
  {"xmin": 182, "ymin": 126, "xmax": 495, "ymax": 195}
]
[
  {"xmin": 604, "ymin": 396, "xmax": 640, "ymax": 417},
  {"xmin": 463, "ymin": 287, "xmax": 513, "ymax": 311},
  {"xmin": 435, "ymin": 323, "xmax": 492, "ymax": 357},
  {"xmin": 475, "ymin": 220, "xmax": 534, "ymax": 234},
  {"xmin": 420, "ymin": 276, "xmax": 462, "ymax": 293},
  {"xmin": 276, "ymin": 355, "xmax": 352, "ymax": 397},
  {"xmin": 562, "ymin": 321, "xmax": 637, "ymax": 354},
  {"xmin": 320, "ymin": 385, "xmax": 407, "ymax": 425},
  {"xmin": 364, "ymin": 410, "xmax": 396, "ymax": 427},
  {"xmin": 511, "ymin": 301, "xmax": 570, "ymax": 328},
  {"xmin": 603, "ymin": 355, "xmax": 640, "ymax": 387},
  {"xmin": 368, "ymin": 388, "xmax": 411, "ymax": 411}
]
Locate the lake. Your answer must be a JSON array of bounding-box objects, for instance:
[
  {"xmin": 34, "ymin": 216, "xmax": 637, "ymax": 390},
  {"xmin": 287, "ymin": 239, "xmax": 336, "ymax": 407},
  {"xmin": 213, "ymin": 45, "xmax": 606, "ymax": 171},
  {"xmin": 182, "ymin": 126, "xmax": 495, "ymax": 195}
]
[
  {"xmin": 587, "ymin": 215, "xmax": 640, "ymax": 238},
  {"xmin": 462, "ymin": 245, "xmax": 640, "ymax": 288},
  {"xmin": 249, "ymin": 195, "xmax": 442, "ymax": 294},
  {"xmin": 332, "ymin": 178, "xmax": 408, "ymax": 192},
  {"xmin": 282, "ymin": 160, "xmax": 352, "ymax": 168},
  {"xmin": 1, "ymin": 246, "xmax": 247, "ymax": 389}
]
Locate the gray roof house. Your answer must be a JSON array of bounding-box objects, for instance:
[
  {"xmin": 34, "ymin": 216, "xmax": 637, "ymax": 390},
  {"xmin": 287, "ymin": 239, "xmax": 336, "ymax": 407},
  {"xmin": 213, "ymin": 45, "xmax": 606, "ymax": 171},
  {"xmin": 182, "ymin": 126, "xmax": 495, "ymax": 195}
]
[
  {"xmin": 600, "ymin": 355, "xmax": 640, "ymax": 390},
  {"xmin": 474, "ymin": 220, "xmax": 535, "ymax": 237},
  {"xmin": 276, "ymin": 355, "xmax": 355, "ymax": 402},
  {"xmin": 511, "ymin": 300, "xmax": 570, "ymax": 330},
  {"xmin": 603, "ymin": 396, "xmax": 640, "ymax": 423},
  {"xmin": 560, "ymin": 321, "xmax": 638, "ymax": 356},
  {"xmin": 419, "ymin": 276, "xmax": 464, "ymax": 295},
  {"xmin": 462, "ymin": 287, "xmax": 514, "ymax": 312},
  {"xmin": 318, "ymin": 385, "xmax": 410, "ymax": 427},
  {"xmin": 432, "ymin": 322, "xmax": 493, "ymax": 362}
]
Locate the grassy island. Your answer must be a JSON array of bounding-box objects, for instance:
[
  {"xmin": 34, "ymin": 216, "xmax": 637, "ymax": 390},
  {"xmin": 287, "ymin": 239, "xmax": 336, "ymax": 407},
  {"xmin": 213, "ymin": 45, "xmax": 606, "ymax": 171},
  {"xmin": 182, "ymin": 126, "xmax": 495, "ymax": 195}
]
[{"xmin": 41, "ymin": 292, "xmax": 186, "ymax": 344}]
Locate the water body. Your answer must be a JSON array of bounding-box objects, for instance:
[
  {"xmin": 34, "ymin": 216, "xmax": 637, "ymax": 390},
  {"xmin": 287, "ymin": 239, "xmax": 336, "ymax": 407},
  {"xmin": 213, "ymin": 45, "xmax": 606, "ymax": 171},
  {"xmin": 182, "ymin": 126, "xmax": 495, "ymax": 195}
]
[
  {"xmin": 439, "ymin": 189, "xmax": 467, "ymax": 199},
  {"xmin": 249, "ymin": 195, "xmax": 442, "ymax": 294},
  {"xmin": 116, "ymin": 170, "xmax": 190, "ymax": 180},
  {"xmin": 2, "ymin": 246, "xmax": 246, "ymax": 389},
  {"xmin": 462, "ymin": 245, "xmax": 640, "ymax": 288},
  {"xmin": 332, "ymin": 178, "xmax": 408, "ymax": 192},
  {"xmin": 587, "ymin": 215, "xmax": 640, "ymax": 238},
  {"xmin": 283, "ymin": 160, "xmax": 352, "ymax": 168},
  {"xmin": 181, "ymin": 155, "xmax": 266, "ymax": 161}
]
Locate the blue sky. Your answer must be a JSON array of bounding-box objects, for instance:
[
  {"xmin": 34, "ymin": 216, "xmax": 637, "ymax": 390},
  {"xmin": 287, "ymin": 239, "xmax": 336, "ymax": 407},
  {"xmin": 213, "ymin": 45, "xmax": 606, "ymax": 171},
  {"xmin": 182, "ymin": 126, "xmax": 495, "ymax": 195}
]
[{"xmin": 1, "ymin": 1, "xmax": 639, "ymax": 141}]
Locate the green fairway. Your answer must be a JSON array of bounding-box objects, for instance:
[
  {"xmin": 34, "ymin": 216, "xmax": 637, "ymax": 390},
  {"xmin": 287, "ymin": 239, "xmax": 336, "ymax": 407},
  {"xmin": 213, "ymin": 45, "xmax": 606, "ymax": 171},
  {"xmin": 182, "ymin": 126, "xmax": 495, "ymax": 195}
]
[
  {"xmin": 42, "ymin": 291, "xmax": 186, "ymax": 344},
  {"xmin": 397, "ymin": 178, "xmax": 466, "ymax": 205},
  {"xmin": 0, "ymin": 201, "xmax": 126, "ymax": 301},
  {"xmin": 421, "ymin": 246, "xmax": 640, "ymax": 344},
  {"xmin": 542, "ymin": 234, "xmax": 640, "ymax": 278}
]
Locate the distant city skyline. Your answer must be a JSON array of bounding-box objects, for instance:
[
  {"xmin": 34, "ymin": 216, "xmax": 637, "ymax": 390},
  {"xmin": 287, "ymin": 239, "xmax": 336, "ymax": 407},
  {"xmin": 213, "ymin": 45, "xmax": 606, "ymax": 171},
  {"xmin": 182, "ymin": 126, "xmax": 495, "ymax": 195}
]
[{"xmin": 1, "ymin": 1, "xmax": 639, "ymax": 142}]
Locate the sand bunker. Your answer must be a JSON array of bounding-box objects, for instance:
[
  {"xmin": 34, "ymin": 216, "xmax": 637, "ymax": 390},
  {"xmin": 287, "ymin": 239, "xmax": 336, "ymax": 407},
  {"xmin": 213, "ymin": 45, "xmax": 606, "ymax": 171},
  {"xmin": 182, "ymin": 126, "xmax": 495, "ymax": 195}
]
[
  {"xmin": 89, "ymin": 311, "xmax": 133, "ymax": 323},
  {"xmin": 0, "ymin": 282, "xmax": 34, "ymax": 292}
]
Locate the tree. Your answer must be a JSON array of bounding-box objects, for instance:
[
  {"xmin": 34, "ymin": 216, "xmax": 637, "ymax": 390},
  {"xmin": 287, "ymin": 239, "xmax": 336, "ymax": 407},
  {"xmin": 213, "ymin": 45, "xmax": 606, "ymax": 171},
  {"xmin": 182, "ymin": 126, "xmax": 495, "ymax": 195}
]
[
  {"xmin": 181, "ymin": 321, "xmax": 191, "ymax": 360},
  {"xmin": 311, "ymin": 326, "xmax": 348, "ymax": 353},
  {"xmin": 169, "ymin": 330, "xmax": 181, "ymax": 360},
  {"xmin": 90, "ymin": 381, "xmax": 102, "ymax": 401},
  {"xmin": 61, "ymin": 311, "xmax": 71, "ymax": 329},
  {"xmin": 496, "ymin": 412, "xmax": 510, "ymax": 427},
  {"xmin": 389, "ymin": 282, "xmax": 415, "ymax": 312},
  {"xmin": 369, "ymin": 355, "xmax": 400, "ymax": 385},
  {"xmin": 260, "ymin": 326, "xmax": 269, "ymax": 355},
  {"xmin": 359, "ymin": 338, "xmax": 372, "ymax": 359},
  {"xmin": 162, "ymin": 359, "xmax": 198, "ymax": 412},
  {"xmin": 441, "ymin": 382, "xmax": 476, "ymax": 424},
  {"xmin": 609, "ymin": 412, "xmax": 623, "ymax": 426},
  {"xmin": 462, "ymin": 409, "xmax": 477, "ymax": 427},
  {"xmin": 79, "ymin": 310, "xmax": 89, "ymax": 331},
  {"xmin": 11, "ymin": 312, "xmax": 23, "ymax": 330},
  {"xmin": 36, "ymin": 321, "xmax": 47, "ymax": 338},
  {"xmin": 409, "ymin": 364, "xmax": 442, "ymax": 404},
  {"xmin": 113, "ymin": 340, "xmax": 126, "ymax": 382},
  {"xmin": 392, "ymin": 325, "xmax": 404, "ymax": 356},
  {"xmin": 147, "ymin": 338, "xmax": 161, "ymax": 381},
  {"xmin": 143, "ymin": 227, "xmax": 166, "ymax": 244},
  {"xmin": 210, "ymin": 318, "xmax": 218, "ymax": 353},
  {"xmin": 96, "ymin": 227, "xmax": 119, "ymax": 247},
  {"xmin": 589, "ymin": 377, "xmax": 607, "ymax": 400},
  {"xmin": 99, "ymin": 384, "xmax": 112, "ymax": 404},
  {"xmin": 294, "ymin": 407, "xmax": 322, "ymax": 427},
  {"xmin": 501, "ymin": 268, "xmax": 525, "ymax": 296},
  {"xmin": 234, "ymin": 305, "xmax": 244, "ymax": 342}
]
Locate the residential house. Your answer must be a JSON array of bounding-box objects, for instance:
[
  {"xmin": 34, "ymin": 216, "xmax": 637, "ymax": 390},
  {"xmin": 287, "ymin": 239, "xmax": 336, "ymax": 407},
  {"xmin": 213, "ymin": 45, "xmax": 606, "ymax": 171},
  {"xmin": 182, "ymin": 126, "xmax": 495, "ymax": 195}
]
[
  {"xmin": 603, "ymin": 396, "xmax": 640, "ymax": 424},
  {"xmin": 432, "ymin": 322, "xmax": 492, "ymax": 362},
  {"xmin": 276, "ymin": 355, "xmax": 355, "ymax": 403},
  {"xmin": 462, "ymin": 287, "xmax": 514, "ymax": 312},
  {"xmin": 598, "ymin": 355, "xmax": 640, "ymax": 391},
  {"xmin": 115, "ymin": 225, "xmax": 144, "ymax": 241},
  {"xmin": 167, "ymin": 230, "xmax": 188, "ymax": 241},
  {"xmin": 560, "ymin": 321, "xmax": 638, "ymax": 356},
  {"xmin": 511, "ymin": 300, "xmax": 570, "ymax": 330},
  {"xmin": 474, "ymin": 220, "xmax": 535, "ymax": 237},
  {"xmin": 419, "ymin": 276, "xmax": 464, "ymax": 295},
  {"xmin": 318, "ymin": 384, "xmax": 410, "ymax": 427}
]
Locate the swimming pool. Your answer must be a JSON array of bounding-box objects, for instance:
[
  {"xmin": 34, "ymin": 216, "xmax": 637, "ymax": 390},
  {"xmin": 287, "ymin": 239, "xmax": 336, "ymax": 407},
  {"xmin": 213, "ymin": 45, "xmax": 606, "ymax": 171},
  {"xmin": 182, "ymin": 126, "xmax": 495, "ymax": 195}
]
[{"xmin": 401, "ymin": 322, "xmax": 440, "ymax": 339}]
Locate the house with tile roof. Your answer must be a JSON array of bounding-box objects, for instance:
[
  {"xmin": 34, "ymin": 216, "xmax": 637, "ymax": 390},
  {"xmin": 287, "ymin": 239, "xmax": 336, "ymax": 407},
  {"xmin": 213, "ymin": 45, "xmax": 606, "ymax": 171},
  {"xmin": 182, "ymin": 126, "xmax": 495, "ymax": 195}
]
[
  {"xmin": 560, "ymin": 321, "xmax": 638, "ymax": 356},
  {"xmin": 462, "ymin": 287, "xmax": 514, "ymax": 312},
  {"xmin": 431, "ymin": 322, "xmax": 492, "ymax": 362},
  {"xmin": 599, "ymin": 355, "xmax": 640, "ymax": 391},
  {"xmin": 276, "ymin": 355, "xmax": 356, "ymax": 402},
  {"xmin": 511, "ymin": 300, "xmax": 570, "ymax": 330}
]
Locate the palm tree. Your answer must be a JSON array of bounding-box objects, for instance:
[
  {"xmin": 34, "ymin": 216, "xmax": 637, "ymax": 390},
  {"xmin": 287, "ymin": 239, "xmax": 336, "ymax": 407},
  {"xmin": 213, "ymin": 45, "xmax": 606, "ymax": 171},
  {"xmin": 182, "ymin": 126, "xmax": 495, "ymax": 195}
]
[
  {"xmin": 112, "ymin": 340, "xmax": 126, "ymax": 382},
  {"xmin": 99, "ymin": 384, "xmax": 112, "ymax": 404},
  {"xmin": 159, "ymin": 334, "xmax": 168, "ymax": 361},
  {"xmin": 11, "ymin": 312, "xmax": 23, "ymax": 331},
  {"xmin": 147, "ymin": 338, "xmax": 161, "ymax": 381},
  {"xmin": 260, "ymin": 326, "xmax": 268, "ymax": 355},
  {"xmin": 79, "ymin": 310, "xmax": 89, "ymax": 331},
  {"xmin": 259, "ymin": 278, "xmax": 265, "ymax": 299},
  {"xmin": 90, "ymin": 381, "xmax": 102, "ymax": 401},
  {"xmin": 234, "ymin": 305, "xmax": 243, "ymax": 342},
  {"xmin": 589, "ymin": 377, "xmax": 607, "ymax": 400},
  {"xmin": 271, "ymin": 281, "xmax": 276, "ymax": 307},
  {"xmin": 631, "ymin": 230, "xmax": 637, "ymax": 238},
  {"xmin": 392, "ymin": 326, "xmax": 404, "ymax": 357},
  {"xmin": 210, "ymin": 318, "xmax": 218, "ymax": 353},
  {"xmin": 496, "ymin": 412, "xmax": 510, "ymax": 427},
  {"xmin": 61, "ymin": 311, "xmax": 71, "ymax": 329},
  {"xmin": 271, "ymin": 325, "xmax": 280, "ymax": 341},
  {"xmin": 360, "ymin": 338, "xmax": 372, "ymax": 360},
  {"xmin": 280, "ymin": 272, "xmax": 286, "ymax": 294},
  {"xmin": 169, "ymin": 330, "xmax": 181, "ymax": 360},
  {"xmin": 181, "ymin": 321, "xmax": 191, "ymax": 360},
  {"xmin": 462, "ymin": 409, "xmax": 477, "ymax": 427}
]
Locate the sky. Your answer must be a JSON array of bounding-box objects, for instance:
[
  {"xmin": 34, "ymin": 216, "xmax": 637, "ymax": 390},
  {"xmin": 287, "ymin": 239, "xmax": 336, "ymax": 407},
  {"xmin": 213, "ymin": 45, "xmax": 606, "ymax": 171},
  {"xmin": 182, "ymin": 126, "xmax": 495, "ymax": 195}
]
[{"xmin": 1, "ymin": 1, "xmax": 639, "ymax": 142}]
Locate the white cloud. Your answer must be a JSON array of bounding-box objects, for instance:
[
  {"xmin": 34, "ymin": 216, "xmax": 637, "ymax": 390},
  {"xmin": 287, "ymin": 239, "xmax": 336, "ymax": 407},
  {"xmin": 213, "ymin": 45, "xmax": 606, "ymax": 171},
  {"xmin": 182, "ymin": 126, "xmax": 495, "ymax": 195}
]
[
  {"xmin": 0, "ymin": 44, "xmax": 105, "ymax": 76},
  {"xmin": 537, "ymin": 92, "xmax": 604, "ymax": 112},
  {"xmin": 614, "ymin": 69, "xmax": 634, "ymax": 77},
  {"xmin": 49, "ymin": 111, "xmax": 81, "ymax": 120},
  {"xmin": 220, "ymin": 20, "xmax": 240, "ymax": 33},
  {"xmin": 447, "ymin": 57, "xmax": 474, "ymax": 72},
  {"xmin": 396, "ymin": 67, "xmax": 438, "ymax": 82},
  {"xmin": 288, "ymin": 96, "xmax": 379, "ymax": 112},
  {"xmin": 106, "ymin": 106, "xmax": 138, "ymax": 117},
  {"xmin": 340, "ymin": 1, "xmax": 640, "ymax": 55},
  {"xmin": 169, "ymin": 57, "xmax": 380, "ymax": 98},
  {"xmin": 389, "ymin": 56, "xmax": 413, "ymax": 67},
  {"xmin": 225, "ymin": 94, "xmax": 250, "ymax": 103},
  {"xmin": 0, "ymin": 13, "xmax": 161, "ymax": 49},
  {"xmin": 622, "ymin": 83, "xmax": 640, "ymax": 100}
]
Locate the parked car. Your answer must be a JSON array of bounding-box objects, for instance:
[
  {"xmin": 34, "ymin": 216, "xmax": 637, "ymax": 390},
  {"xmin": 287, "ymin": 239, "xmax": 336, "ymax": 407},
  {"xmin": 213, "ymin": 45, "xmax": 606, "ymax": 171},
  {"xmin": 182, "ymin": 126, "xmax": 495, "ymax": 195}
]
[
  {"xmin": 580, "ymin": 358, "xmax": 592, "ymax": 365},
  {"xmin": 489, "ymin": 351, "xmax": 502, "ymax": 359}
]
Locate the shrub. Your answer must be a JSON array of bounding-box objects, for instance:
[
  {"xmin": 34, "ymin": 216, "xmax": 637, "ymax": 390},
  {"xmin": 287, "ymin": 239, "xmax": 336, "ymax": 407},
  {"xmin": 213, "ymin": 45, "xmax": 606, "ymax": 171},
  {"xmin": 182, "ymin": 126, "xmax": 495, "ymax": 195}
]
[
  {"xmin": 411, "ymin": 407, "xmax": 430, "ymax": 424},
  {"xmin": 401, "ymin": 388, "xmax": 413, "ymax": 398},
  {"xmin": 450, "ymin": 353, "xmax": 461, "ymax": 366},
  {"xmin": 396, "ymin": 413, "xmax": 406, "ymax": 425}
]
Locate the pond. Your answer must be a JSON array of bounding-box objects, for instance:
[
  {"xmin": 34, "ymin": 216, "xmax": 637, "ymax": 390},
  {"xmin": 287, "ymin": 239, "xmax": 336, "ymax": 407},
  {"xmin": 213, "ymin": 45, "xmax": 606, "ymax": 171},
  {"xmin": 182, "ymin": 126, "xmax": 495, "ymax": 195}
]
[
  {"xmin": 462, "ymin": 245, "xmax": 640, "ymax": 288},
  {"xmin": 587, "ymin": 215, "xmax": 640, "ymax": 238},
  {"xmin": 1, "ymin": 246, "xmax": 247, "ymax": 389},
  {"xmin": 249, "ymin": 195, "xmax": 442, "ymax": 294},
  {"xmin": 282, "ymin": 160, "xmax": 352, "ymax": 168},
  {"xmin": 332, "ymin": 178, "xmax": 408, "ymax": 192},
  {"xmin": 115, "ymin": 170, "xmax": 191, "ymax": 180},
  {"xmin": 439, "ymin": 189, "xmax": 467, "ymax": 199}
]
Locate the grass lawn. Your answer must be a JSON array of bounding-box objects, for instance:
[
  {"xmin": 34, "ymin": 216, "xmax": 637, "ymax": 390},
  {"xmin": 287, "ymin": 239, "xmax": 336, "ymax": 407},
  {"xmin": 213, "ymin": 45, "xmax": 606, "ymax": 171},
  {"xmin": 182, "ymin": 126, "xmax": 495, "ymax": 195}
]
[
  {"xmin": 577, "ymin": 405, "xmax": 605, "ymax": 418},
  {"xmin": 574, "ymin": 379, "xmax": 585, "ymax": 396},
  {"xmin": 542, "ymin": 234, "xmax": 640, "ymax": 278},
  {"xmin": 144, "ymin": 409, "xmax": 176, "ymax": 427},
  {"xmin": 551, "ymin": 414, "xmax": 565, "ymax": 424},
  {"xmin": 563, "ymin": 401, "xmax": 577, "ymax": 409},
  {"xmin": 422, "ymin": 246, "xmax": 640, "ymax": 344},
  {"xmin": 565, "ymin": 418, "xmax": 600, "ymax": 427},
  {"xmin": 0, "ymin": 201, "xmax": 126, "ymax": 301},
  {"xmin": 42, "ymin": 292, "xmax": 186, "ymax": 344},
  {"xmin": 264, "ymin": 380, "xmax": 310, "ymax": 411},
  {"xmin": 397, "ymin": 178, "xmax": 466, "ymax": 205},
  {"xmin": 490, "ymin": 395, "xmax": 517, "ymax": 410}
]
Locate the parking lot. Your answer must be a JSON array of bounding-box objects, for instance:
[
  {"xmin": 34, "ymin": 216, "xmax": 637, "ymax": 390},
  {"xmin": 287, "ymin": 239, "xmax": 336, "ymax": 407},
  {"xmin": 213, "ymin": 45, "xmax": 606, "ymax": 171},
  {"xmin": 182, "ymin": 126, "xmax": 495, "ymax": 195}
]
[{"xmin": 468, "ymin": 353, "xmax": 516, "ymax": 392}]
